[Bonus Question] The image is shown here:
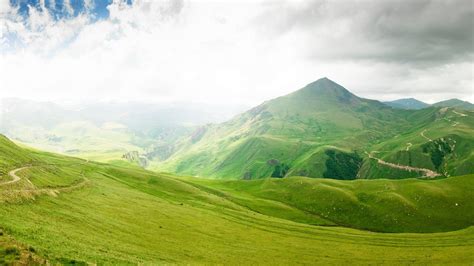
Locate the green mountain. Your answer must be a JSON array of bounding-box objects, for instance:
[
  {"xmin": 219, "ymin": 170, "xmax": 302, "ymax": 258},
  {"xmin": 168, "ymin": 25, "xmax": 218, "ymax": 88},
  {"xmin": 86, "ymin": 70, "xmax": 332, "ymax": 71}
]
[
  {"xmin": 155, "ymin": 78, "xmax": 474, "ymax": 180},
  {"xmin": 1, "ymin": 134, "xmax": 473, "ymax": 263},
  {"xmin": 432, "ymin": 98, "xmax": 474, "ymax": 110},
  {"xmin": 384, "ymin": 98, "xmax": 430, "ymax": 109}
]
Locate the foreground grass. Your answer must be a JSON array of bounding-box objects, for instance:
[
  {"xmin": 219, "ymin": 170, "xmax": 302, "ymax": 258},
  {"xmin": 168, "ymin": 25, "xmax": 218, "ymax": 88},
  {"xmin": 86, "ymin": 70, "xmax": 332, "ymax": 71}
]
[
  {"xmin": 0, "ymin": 136, "xmax": 473, "ymax": 264},
  {"xmin": 0, "ymin": 162, "xmax": 473, "ymax": 264}
]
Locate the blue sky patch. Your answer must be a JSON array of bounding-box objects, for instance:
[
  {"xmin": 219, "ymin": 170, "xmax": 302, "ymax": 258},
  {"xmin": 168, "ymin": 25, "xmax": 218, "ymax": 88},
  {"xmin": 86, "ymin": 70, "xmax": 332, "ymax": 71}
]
[{"xmin": 9, "ymin": 0, "xmax": 133, "ymax": 21}]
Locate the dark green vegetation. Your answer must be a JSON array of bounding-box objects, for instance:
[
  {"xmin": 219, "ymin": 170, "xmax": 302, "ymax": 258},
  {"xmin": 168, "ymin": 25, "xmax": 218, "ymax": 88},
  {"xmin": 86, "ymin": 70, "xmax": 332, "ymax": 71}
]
[
  {"xmin": 323, "ymin": 149, "xmax": 362, "ymax": 180},
  {"xmin": 155, "ymin": 78, "xmax": 474, "ymax": 180},
  {"xmin": 384, "ymin": 98, "xmax": 430, "ymax": 110},
  {"xmin": 422, "ymin": 138, "xmax": 455, "ymax": 170},
  {"xmin": 1, "ymin": 135, "xmax": 473, "ymax": 264}
]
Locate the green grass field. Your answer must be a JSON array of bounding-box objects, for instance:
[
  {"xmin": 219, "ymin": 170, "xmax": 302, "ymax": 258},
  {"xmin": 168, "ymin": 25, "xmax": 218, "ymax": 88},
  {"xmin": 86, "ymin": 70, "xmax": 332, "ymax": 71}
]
[{"xmin": 0, "ymin": 135, "xmax": 473, "ymax": 264}]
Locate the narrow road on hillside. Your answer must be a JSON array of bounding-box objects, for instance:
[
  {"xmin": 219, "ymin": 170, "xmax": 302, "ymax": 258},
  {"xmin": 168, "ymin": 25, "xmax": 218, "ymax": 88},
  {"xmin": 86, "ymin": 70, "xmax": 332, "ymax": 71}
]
[
  {"xmin": 365, "ymin": 152, "xmax": 441, "ymax": 178},
  {"xmin": 0, "ymin": 166, "xmax": 30, "ymax": 186},
  {"xmin": 0, "ymin": 163, "xmax": 90, "ymax": 197}
]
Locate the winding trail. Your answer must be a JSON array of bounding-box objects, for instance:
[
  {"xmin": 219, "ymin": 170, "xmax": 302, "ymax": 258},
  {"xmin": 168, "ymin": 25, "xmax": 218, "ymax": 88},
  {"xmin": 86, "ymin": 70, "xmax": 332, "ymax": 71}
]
[
  {"xmin": 365, "ymin": 151, "xmax": 441, "ymax": 178},
  {"xmin": 0, "ymin": 163, "xmax": 90, "ymax": 198},
  {"xmin": 420, "ymin": 129, "xmax": 432, "ymax": 142},
  {"xmin": 405, "ymin": 143, "xmax": 412, "ymax": 151},
  {"xmin": 0, "ymin": 166, "xmax": 30, "ymax": 186}
]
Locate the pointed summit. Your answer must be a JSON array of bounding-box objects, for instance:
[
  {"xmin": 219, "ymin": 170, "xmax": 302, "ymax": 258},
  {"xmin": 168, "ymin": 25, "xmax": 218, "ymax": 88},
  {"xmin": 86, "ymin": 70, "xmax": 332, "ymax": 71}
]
[{"xmin": 290, "ymin": 77, "xmax": 360, "ymax": 105}]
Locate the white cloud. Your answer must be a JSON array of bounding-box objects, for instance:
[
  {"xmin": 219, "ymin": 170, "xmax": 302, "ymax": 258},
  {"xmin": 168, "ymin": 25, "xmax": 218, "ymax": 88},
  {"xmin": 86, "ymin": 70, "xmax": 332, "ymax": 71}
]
[{"xmin": 0, "ymin": 0, "xmax": 472, "ymax": 106}]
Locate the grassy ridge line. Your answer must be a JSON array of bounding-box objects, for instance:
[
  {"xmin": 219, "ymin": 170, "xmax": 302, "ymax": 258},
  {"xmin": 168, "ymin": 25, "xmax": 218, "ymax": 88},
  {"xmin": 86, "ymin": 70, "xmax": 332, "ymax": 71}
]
[
  {"xmin": 185, "ymin": 174, "xmax": 474, "ymax": 233},
  {"xmin": 177, "ymin": 176, "xmax": 338, "ymax": 226}
]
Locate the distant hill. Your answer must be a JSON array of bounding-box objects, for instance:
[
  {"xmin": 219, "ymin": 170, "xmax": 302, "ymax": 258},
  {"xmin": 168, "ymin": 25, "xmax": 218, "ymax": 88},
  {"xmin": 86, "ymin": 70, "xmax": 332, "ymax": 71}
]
[
  {"xmin": 384, "ymin": 97, "xmax": 474, "ymax": 111},
  {"xmin": 384, "ymin": 98, "xmax": 429, "ymax": 110},
  {"xmin": 432, "ymin": 98, "xmax": 474, "ymax": 110},
  {"xmin": 156, "ymin": 78, "xmax": 474, "ymax": 179}
]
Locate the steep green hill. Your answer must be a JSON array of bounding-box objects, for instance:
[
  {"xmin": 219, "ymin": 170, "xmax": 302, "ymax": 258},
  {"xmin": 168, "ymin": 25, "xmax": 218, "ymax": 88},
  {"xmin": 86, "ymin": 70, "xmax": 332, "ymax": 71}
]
[
  {"xmin": 0, "ymin": 135, "xmax": 473, "ymax": 264},
  {"xmin": 155, "ymin": 78, "xmax": 474, "ymax": 180}
]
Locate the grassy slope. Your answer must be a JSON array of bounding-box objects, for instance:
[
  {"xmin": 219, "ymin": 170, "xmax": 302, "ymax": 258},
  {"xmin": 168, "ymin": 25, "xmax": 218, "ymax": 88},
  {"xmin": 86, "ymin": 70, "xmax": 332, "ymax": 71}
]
[
  {"xmin": 0, "ymin": 136, "xmax": 473, "ymax": 264},
  {"xmin": 187, "ymin": 175, "xmax": 474, "ymax": 233}
]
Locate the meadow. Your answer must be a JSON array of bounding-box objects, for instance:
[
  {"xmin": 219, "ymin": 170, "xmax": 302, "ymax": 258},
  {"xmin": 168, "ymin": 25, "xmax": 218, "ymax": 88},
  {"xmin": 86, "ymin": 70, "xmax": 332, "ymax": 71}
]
[{"xmin": 0, "ymin": 135, "xmax": 473, "ymax": 264}]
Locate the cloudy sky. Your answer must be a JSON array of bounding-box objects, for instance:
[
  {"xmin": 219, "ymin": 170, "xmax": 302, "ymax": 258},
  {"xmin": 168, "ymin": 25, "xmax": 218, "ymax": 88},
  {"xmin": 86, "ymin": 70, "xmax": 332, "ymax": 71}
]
[{"xmin": 0, "ymin": 0, "xmax": 473, "ymax": 106}]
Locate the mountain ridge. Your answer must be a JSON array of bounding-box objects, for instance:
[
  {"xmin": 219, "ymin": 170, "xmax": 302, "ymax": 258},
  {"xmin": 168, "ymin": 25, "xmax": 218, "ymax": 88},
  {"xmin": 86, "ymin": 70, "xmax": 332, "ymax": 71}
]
[
  {"xmin": 154, "ymin": 78, "xmax": 474, "ymax": 180},
  {"xmin": 384, "ymin": 97, "xmax": 473, "ymax": 110},
  {"xmin": 384, "ymin": 98, "xmax": 430, "ymax": 110}
]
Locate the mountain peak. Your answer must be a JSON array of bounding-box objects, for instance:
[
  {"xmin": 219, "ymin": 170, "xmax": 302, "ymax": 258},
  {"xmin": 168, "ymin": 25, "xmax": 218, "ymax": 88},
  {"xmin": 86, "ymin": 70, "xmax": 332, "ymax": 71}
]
[
  {"xmin": 291, "ymin": 77, "xmax": 359, "ymax": 104},
  {"xmin": 432, "ymin": 98, "xmax": 474, "ymax": 110},
  {"xmin": 307, "ymin": 77, "xmax": 338, "ymax": 86}
]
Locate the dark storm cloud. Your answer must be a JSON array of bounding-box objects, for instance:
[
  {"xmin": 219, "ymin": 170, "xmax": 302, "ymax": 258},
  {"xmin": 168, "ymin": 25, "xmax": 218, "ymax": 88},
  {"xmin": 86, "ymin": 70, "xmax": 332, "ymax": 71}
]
[{"xmin": 258, "ymin": 0, "xmax": 474, "ymax": 66}]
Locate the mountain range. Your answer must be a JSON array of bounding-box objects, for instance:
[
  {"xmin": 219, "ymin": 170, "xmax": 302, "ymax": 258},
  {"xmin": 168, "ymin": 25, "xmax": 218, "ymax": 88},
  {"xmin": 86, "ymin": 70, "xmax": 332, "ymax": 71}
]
[{"xmin": 1, "ymin": 78, "xmax": 473, "ymax": 180}]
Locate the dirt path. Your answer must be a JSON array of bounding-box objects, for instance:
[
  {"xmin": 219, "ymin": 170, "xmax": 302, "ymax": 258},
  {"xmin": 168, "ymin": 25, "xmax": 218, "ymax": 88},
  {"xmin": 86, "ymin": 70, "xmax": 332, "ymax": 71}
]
[
  {"xmin": 420, "ymin": 129, "xmax": 432, "ymax": 142},
  {"xmin": 0, "ymin": 166, "xmax": 31, "ymax": 186},
  {"xmin": 365, "ymin": 152, "xmax": 441, "ymax": 178},
  {"xmin": 405, "ymin": 143, "xmax": 412, "ymax": 151},
  {"xmin": 0, "ymin": 164, "xmax": 90, "ymax": 198}
]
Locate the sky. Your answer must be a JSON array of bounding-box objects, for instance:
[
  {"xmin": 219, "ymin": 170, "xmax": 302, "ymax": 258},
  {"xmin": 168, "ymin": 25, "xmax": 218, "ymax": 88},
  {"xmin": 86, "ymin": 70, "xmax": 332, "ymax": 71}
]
[{"xmin": 0, "ymin": 0, "xmax": 473, "ymax": 106}]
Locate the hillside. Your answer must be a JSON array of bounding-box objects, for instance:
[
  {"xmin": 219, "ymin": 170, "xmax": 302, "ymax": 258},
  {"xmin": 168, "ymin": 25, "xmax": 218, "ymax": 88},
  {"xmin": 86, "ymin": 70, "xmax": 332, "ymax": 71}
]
[
  {"xmin": 0, "ymin": 135, "xmax": 473, "ymax": 263},
  {"xmin": 188, "ymin": 174, "xmax": 474, "ymax": 233},
  {"xmin": 432, "ymin": 98, "xmax": 474, "ymax": 110},
  {"xmin": 155, "ymin": 78, "xmax": 474, "ymax": 180},
  {"xmin": 384, "ymin": 98, "xmax": 430, "ymax": 109}
]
